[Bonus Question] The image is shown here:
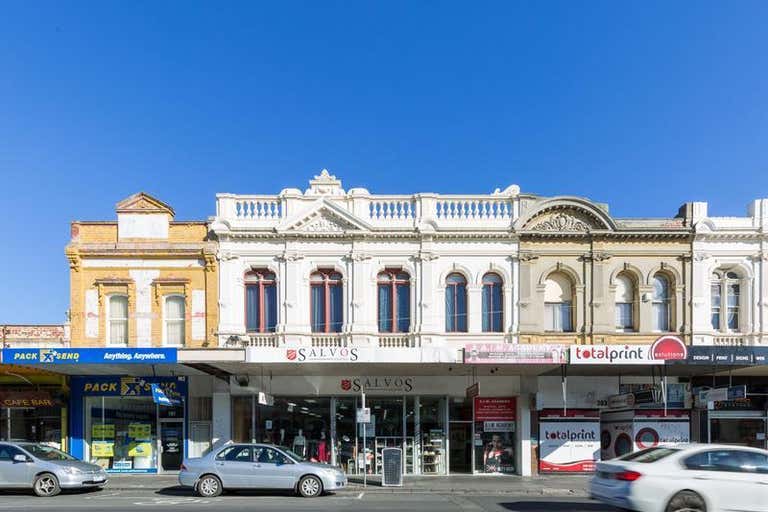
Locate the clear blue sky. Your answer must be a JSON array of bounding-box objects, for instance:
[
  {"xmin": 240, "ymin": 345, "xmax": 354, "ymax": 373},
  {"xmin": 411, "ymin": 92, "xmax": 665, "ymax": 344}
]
[{"xmin": 1, "ymin": 1, "xmax": 767, "ymax": 323}]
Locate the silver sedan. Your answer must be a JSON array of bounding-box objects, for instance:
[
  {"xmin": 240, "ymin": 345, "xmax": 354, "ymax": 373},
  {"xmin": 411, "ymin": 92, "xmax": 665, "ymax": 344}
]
[
  {"xmin": 0, "ymin": 442, "xmax": 108, "ymax": 497},
  {"xmin": 179, "ymin": 443, "xmax": 347, "ymax": 498}
]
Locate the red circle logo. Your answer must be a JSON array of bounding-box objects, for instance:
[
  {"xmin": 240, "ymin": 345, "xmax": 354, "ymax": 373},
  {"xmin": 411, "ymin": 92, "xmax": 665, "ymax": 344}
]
[
  {"xmin": 635, "ymin": 428, "xmax": 660, "ymax": 449},
  {"xmin": 650, "ymin": 336, "xmax": 687, "ymax": 361},
  {"xmin": 340, "ymin": 379, "xmax": 352, "ymax": 391},
  {"xmin": 286, "ymin": 349, "xmax": 297, "ymax": 361}
]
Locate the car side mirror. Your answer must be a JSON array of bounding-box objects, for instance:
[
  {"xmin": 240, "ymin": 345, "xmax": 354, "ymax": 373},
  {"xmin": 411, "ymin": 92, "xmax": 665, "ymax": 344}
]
[{"xmin": 13, "ymin": 454, "xmax": 30, "ymax": 463}]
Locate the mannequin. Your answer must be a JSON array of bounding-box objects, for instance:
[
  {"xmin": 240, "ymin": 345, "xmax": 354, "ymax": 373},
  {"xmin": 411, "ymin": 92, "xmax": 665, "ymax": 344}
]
[
  {"xmin": 318, "ymin": 431, "xmax": 329, "ymax": 463},
  {"xmin": 279, "ymin": 428, "xmax": 285, "ymax": 445},
  {"xmin": 293, "ymin": 429, "xmax": 307, "ymax": 458}
]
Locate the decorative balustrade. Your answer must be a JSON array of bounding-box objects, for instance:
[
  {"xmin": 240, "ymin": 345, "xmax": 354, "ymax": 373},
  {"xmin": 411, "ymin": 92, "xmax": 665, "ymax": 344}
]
[
  {"xmin": 311, "ymin": 334, "xmax": 347, "ymax": 347},
  {"xmin": 713, "ymin": 335, "xmax": 747, "ymax": 346},
  {"xmin": 377, "ymin": 335, "xmax": 413, "ymax": 348},
  {"xmin": 216, "ymin": 192, "xmax": 516, "ymax": 229}
]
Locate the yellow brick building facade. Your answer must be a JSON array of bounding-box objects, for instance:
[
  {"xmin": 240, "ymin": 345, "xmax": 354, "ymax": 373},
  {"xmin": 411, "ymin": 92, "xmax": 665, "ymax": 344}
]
[{"xmin": 65, "ymin": 193, "xmax": 218, "ymax": 348}]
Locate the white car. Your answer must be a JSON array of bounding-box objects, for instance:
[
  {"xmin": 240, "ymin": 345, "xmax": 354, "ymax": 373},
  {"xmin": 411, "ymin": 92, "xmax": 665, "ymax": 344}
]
[{"xmin": 589, "ymin": 444, "xmax": 768, "ymax": 512}]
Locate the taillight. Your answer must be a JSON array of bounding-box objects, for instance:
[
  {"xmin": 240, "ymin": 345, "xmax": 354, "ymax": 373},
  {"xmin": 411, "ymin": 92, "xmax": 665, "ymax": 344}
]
[{"xmin": 615, "ymin": 470, "xmax": 642, "ymax": 482}]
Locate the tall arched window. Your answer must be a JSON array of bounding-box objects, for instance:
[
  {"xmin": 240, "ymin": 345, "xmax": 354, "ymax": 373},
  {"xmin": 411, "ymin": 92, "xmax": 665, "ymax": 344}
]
[
  {"xmin": 482, "ymin": 273, "xmax": 503, "ymax": 332},
  {"xmin": 711, "ymin": 270, "xmax": 740, "ymax": 332},
  {"xmin": 445, "ymin": 273, "xmax": 468, "ymax": 332},
  {"xmin": 652, "ymin": 274, "xmax": 671, "ymax": 332},
  {"xmin": 245, "ymin": 269, "xmax": 277, "ymax": 333},
  {"xmin": 311, "ymin": 270, "xmax": 343, "ymax": 333},
  {"xmin": 544, "ymin": 272, "xmax": 573, "ymax": 332},
  {"xmin": 165, "ymin": 296, "xmax": 185, "ymax": 346},
  {"xmin": 377, "ymin": 270, "xmax": 410, "ymax": 333},
  {"xmin": 108, "ymin": 295, "xmax": 129, "ymax": 345},
  {"xmin": 614, "ymin": 273, "xmax": 635, "ymax": 332}
]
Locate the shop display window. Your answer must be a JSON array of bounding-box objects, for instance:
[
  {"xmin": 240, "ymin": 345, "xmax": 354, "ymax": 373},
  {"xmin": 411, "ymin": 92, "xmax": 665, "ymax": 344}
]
[
  {"xmin": 419, "ymin": 397, "xmax": 446, "ymax": 474},
  {"xmin": 86, "ymin": 396, "xmax": 158, "ymax": 471},
  {"xmin": 255, "ymin": 397, "xmax": 331, "ymax": 463},
  {"xmin": 1, "ymin": 407, "xmax": 62, "ymax": 449}
]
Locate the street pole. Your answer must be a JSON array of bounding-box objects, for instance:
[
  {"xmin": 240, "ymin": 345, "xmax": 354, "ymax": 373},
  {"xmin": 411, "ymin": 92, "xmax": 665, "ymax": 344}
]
[{"xmin": 361, "ymin": 386, "xmax": 366, "ymax": 488}]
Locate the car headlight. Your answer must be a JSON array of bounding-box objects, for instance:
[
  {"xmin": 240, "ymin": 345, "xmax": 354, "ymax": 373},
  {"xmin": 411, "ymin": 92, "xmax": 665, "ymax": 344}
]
[{"xmin": 63, "ymin": 467, "xmax": 83, "ymax": 475}]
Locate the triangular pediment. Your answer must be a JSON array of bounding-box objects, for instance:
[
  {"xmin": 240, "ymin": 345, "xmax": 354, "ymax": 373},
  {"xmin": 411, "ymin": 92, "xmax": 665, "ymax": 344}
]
[
  {"xmin": 276, "ymin": 199, "xmax": 372, "ymax": 234},
  {"xmin": 116, "ymin": 192, "xmax": 174, "ymax": 217}
]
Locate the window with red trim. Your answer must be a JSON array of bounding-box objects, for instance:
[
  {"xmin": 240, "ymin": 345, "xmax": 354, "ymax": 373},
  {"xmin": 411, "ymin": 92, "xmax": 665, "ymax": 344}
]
[
  {"xmin": 377, "ymin": 270, "xmax": 411, "ymax": 333},
  {"xmin": 310, "ymin": 270, "xmax": 343, "ymax": 333},
  {"xmin": 245, "ymin": 269, "xmax": 277, "ymax": 333}
]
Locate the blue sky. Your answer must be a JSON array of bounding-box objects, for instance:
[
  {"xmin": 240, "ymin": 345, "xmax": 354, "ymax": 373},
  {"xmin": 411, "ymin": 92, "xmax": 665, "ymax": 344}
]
[{"xmin": 1, "ymin": 1, "xmax": 767, "ymax": 323}]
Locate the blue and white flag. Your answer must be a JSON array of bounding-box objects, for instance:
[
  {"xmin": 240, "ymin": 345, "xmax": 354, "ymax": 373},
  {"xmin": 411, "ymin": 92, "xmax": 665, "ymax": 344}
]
[{"xmin": 151, "ymin": 383, "xmax": 177, "ymax": 406}]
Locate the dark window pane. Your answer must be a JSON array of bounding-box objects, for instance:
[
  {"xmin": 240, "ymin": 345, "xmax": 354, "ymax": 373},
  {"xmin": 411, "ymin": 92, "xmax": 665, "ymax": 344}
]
[
  {"xmin": 445, "ymin": 286, "xmax": 455, "ymax": 332},
  {"xmin": 456, "ymin": 284, "xmax": 467, "ymax": 332},
  {"xmin": 378, "ymin": 284, "xmax": 392, "ymax": 332},
  {"xmin": 264, "ymin": 284, "xmax": 277, "ymax": 332},
  {"xmin": 396, "ymin": 283, "xmax": 410, "ymax": 332},
  {"xmin": 246, "ymin": 285, "xmax": 261, "ymax": 332},
  {"xmin": 311, "ymin": 286, "xmax": 325, "ymax": 332},
  {"xmin": 329, "ymin": 284, "xmax": 343, "ymax": 333}
]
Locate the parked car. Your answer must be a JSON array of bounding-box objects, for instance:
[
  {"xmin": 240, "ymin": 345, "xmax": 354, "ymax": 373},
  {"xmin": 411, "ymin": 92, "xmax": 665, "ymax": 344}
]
[
  {"xmin": 589, "ymin": 444, "xmax": 768, "ymax": 512},
  {"xmin": 179, "ymin": 443, "xmax": 347, "ymax": 498},
  {"xmin": 0, "ymin": 442, "xmax": 108, "ymax": 497}
]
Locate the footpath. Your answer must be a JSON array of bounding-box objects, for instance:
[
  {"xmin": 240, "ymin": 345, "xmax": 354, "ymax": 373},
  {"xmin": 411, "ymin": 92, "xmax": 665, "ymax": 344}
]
[{"xmin": 104, "ymin": 473, "xmax": 590, "ymax": 497}]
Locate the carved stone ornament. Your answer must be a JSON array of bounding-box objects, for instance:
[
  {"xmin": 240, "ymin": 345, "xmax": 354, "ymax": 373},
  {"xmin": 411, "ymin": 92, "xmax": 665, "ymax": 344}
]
[
  {"xmin": 416, "ymin": 251, "xmax": 439, "ymax": 262},
  {"xmin": 529, "ymin": 212, "xmax": 590, "ymax": 232},
  {"xmin": 347, "ymin": 252, "xmax": 372, "ymax": 262},
  {"xmin": 305, "ymin": 169, "xmax": 345, "ymax": 196},
  {"xmin": 693, "ymin": 253, "xmax": 711, "ymax": 262},
  {"xmin": 518, "ymin": 252, "xmax": 539, "ymax": 263},
  {"xmin": 278, "ymin": 251, "xmax": 305, "ymax": 262},
  {"xmin": 592, "ymin": 252, "xmax": 612, "ymax": 262}
]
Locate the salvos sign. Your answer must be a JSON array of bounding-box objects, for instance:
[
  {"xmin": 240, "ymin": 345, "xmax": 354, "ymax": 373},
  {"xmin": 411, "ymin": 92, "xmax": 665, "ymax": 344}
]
[
  {"xmin": 570, "ymin": 336, "xmax": 687, "ymax": 365},
  {"xmin": 286, "ymin": 347, "xmax": 359, "ymax": 362}
]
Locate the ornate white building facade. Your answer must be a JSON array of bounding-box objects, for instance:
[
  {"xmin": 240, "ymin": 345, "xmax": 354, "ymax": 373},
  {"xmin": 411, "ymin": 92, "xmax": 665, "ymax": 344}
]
[{"xmin": 690, "ymin": 199, "xmax": 768, "ymax": 346}]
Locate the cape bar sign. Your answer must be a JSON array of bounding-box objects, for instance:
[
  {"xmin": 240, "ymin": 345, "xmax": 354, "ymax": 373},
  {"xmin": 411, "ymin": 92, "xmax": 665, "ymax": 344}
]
[{"xmin": 570, "ymin": 336, "xmax": 688, "ymax": 365}]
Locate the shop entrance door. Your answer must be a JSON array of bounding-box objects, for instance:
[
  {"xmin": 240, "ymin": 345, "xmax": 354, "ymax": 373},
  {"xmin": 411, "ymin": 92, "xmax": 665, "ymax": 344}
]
[
  {"xmin": 448, "ymin": 422, "xmax": 472, "ymax": 473},
  {"xmin": 160, "ymin": 420, "xmax": 184, "ymax": 471}
]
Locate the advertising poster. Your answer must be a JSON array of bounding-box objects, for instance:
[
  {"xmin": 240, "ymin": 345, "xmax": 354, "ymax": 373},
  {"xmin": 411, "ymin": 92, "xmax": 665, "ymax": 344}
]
[
  {"xmin": 91, "ymin": 441, "xmax": 114, "ymax": 458},
  {"xmin": 474, "ymin": 397, "xmax": 516, "ymax": 421},
  {"xmin": 633, "ymin": 421, "xmax": 690, "ymax": 450},
  {"xmin": 129, "ymin": 423, "xmax": 152, "ymax": 440},
  {"xmin": 601, "ymin": 421, "xmax": 633, "ymax": 460},
  {"xmin": 127, "ymin": 442, "xmax": 152, "ymax": 457},
  {"xmin": 92, "ymin": 423, "xmax": 115, "ymax": 438},
  {"xmin": 539, "ymin": 421, "xmax": 600, "ymax": 473}
]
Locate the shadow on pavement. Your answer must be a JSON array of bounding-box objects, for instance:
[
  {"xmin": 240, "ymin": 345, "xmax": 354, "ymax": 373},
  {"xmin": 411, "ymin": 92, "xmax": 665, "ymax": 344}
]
[
  {"xmin": 500, "ymin": 501, "xmax": 610, "ymax": 511},
  {"xmin": 155, "ymin": 486, "xmax": 300, "ymax": 498}
]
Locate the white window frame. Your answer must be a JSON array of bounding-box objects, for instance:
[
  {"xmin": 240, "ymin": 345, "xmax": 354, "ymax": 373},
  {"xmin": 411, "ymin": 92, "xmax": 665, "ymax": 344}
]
[
  {"xmin": 651, "ymin": 275, "xmax": 671, "ymax": 333},
  {"xmin": 163, "ymin": 294, "xmax": 186, "ymax": 347},
  {"xmin": 711, "ymin": 271, "xmax": 741, "ymax": 333},
  {"xmin": 106, "ymin": 294, "xmax": 129, "ymax": 346},
  {"xmin": 545, "ymin": 301, "xmax": 573, "ymax": 333}
]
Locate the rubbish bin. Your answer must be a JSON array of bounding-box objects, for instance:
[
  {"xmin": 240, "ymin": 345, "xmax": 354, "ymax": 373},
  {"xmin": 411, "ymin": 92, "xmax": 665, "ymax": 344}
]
[{"xmin": 381, "ymin": 447, "xmax": 403, "ymax": 486}]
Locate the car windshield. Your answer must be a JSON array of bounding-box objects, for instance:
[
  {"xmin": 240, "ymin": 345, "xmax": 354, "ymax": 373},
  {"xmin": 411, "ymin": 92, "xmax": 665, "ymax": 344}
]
[
  {"xmin": 278, "ymin": 446, "xmax": 306, "ymax": 462},
  {"xmin": 619, "ymin": 447, "xmax": 679, "ymax": 463},
  {"xmin": 19, "ymin": 444, "xmax": 76, "ymax": 461}
]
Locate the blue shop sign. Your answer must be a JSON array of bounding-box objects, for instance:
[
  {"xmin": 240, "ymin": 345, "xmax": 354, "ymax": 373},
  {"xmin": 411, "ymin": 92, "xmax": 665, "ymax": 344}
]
[
  {"xmin": 72, "ymin": 376, "xmax": 187, "ymax": 400},
  {"xmin": 2, "ymin": 348, "xmax": 177, "ymax": 365},
  {"xmin": 686, "ymin": 346, "xmax": 768, "ymax": 365}
]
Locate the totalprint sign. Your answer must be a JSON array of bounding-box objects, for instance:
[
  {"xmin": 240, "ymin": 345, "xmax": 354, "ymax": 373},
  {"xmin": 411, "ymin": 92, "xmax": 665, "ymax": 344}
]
[{"xmin": 570, "ymin": 337, "xmax": 687, "ymax": 365}]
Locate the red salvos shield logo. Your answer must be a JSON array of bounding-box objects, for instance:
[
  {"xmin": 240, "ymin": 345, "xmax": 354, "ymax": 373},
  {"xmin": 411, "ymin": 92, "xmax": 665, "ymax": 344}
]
[
  {"xmin": 340, "ymin": 379, "xmax": 352, "ymax": 391},
  {"xmin": 650, "ymin": 335, "xmax": 687, "ymax": 361},
  {"xmin": 286, "ymin": 349, "xmax": 297, "ymax": 361}
]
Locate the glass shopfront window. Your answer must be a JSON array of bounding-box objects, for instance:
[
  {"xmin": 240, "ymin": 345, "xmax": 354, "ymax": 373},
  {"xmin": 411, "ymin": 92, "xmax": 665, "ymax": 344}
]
[
  {"xmin": 1, "ymin": 407, "xmax": 63, "ymax": 448},
  {"xmin": 473, "ymin": 397, "xmax": 516, "ymax": 474},
  {"xmin": 86, "ymin": 396, "xmax": 158, "ymax": 471},
  {"xmin": 335, "ymin": 397, "xmax": 357, "ymax": 473}
]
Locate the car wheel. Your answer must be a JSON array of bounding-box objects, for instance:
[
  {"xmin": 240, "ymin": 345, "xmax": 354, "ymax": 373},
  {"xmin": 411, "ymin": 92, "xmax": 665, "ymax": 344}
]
[
  {"xmin": 196, "ymin": 475, "xmax": 223, "ymax": 498},
  {"xmin": 33, "ymin": 473, "xmax": 61, "ymax": 497},
  {"xmin": 665, "ymin": 491, "xmax": 707, "ymax": 512},
  {"xmin": 298, "ymin": 475, "xmax": 323, "ymax": 498}
]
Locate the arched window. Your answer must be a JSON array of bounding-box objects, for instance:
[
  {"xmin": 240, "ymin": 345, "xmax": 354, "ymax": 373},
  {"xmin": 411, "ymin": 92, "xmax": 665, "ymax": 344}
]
[
  {"xmin": 544, "ymin": 272, "xmax": 573, "ymax": 332},
  {"xmin": 245, "ymin": 269, "xmax": 277, "ymax": 333},
  {"xmin": 377, "ymin": 270, "xmax": 410, "ymax": 333},
  {"xmin": 165, "ymin": 296, "xmax": 185, "ymax": 346},
  {"xmin": 482, "ymin": 273, "xmax": 503, "ymax": 333},
  {"xmin": 445, "ymin": 273, "xmax": 468, "ymax": 332},
  {"xmin": 711, "ymin": 271, "xmax": 740, "ymax": 332},
  {"xmin": 652, "ymin": 274, "xmax": 671, "ymax": 332},
  {"xmin": 310, "ymin": 270, "xmax": 343, "ymax": 333},
  {"xmin": 108, "ymin": 295, "xmax": 129, "ymax": 345},
  {"xmin": 614, "ymin": 273, "xmax": 635, "ymax": 332}
]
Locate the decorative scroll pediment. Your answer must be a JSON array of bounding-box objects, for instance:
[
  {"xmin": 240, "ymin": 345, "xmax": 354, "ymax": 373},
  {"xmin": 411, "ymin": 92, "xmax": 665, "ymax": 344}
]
[
  {"xmin": 528, "ymin": 212, "xmax": 592, "ymax": 232},
  {"xmin": 516, "ymin": 197, "xmax": 617, "ymax": 233}
]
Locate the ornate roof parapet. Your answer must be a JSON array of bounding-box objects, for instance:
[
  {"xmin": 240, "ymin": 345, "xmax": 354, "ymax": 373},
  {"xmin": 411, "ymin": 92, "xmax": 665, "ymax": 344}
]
[{"xmin": 305, "ymin": 169, "xmax": 345, "ymax": 197}]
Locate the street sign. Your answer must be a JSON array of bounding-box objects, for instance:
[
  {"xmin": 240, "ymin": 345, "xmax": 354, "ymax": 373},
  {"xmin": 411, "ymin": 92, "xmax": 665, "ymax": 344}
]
[{"xmin": 356, "ymin": 407, "xmax": 371, "ymax": 423}]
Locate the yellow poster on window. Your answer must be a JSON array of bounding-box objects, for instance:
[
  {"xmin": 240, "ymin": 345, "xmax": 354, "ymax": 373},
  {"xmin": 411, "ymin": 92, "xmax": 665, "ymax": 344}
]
[
  {"xmin": 128, "ymin": 442, "xmax": 152, "ymax": 457},
  {"xmin": 92, "ymin": 441, "xmax": 114, "ymax": 458},
  {"xmin": 128, "ymin": 423, "xmax": 151, "ymax": 440},
  {"xmin": 92, "ymin": 424, "xmax": 115, "ymax": 438}
]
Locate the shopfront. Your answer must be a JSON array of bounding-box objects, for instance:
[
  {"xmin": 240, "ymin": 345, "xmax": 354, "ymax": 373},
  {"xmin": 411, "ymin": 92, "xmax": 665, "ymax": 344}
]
[
  {"xmin": 70, "ymin": 375, "xmax": 187, "ymax": 473},
  {"xmin": 229, "ymin": 373, "xmax": 522, "ymax": 476}
]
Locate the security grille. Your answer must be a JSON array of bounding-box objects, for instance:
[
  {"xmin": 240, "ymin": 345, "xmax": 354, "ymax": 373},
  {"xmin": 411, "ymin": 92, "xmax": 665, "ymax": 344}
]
[{"xmin": 381, "ymin": 447, "xmax": 403, "ymax": 486}]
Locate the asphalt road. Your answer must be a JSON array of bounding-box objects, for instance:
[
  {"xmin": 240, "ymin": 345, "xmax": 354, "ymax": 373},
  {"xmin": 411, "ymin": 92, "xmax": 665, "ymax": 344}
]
[{"xmin": 0, "ymin": 489, "xmax": 614, "ymax": 512}]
